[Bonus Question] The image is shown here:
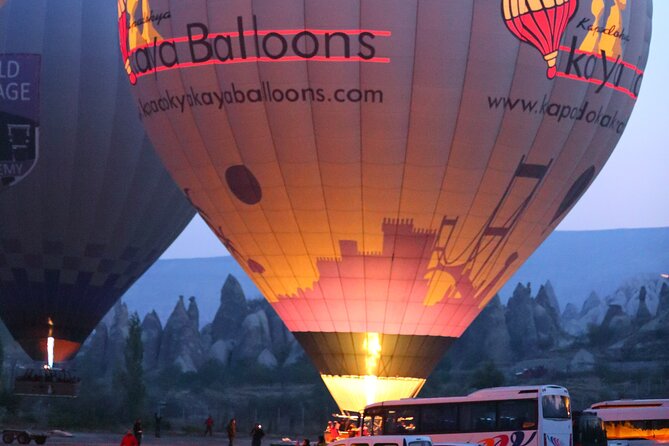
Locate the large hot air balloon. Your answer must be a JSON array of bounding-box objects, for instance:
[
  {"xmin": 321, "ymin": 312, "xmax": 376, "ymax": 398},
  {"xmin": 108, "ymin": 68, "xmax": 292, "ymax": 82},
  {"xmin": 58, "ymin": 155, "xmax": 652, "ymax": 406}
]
[
  {"xmin": 0, "ymin": 0, "xmax": 194, "ymax": 365},
  {"xmin": 118, "ymin": 0, "xmax": 651, "ymax": 411}
]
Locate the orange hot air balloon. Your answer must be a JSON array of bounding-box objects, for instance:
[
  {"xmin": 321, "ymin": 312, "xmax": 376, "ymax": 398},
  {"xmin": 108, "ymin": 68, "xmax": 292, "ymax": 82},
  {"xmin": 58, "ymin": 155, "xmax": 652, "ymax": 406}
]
[
  {"xmin": 119, "ymin": 0, "xmax": 651, "ymax": 411},
  {"xmin": 502, "ymin": 0, "xmax": 578, "ymax": 79}
]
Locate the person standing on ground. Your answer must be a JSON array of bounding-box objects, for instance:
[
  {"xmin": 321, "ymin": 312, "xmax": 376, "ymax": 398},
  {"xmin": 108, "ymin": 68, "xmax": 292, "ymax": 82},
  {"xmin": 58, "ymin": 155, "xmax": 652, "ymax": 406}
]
[
  {"xmin": 251, "ymin": 423, "xmax": 265, "ymax": 446},
  {"xmin": 133, "ymin": 419, "xmax": 143, "ymax": 446},
  {"xmin": 121, "ymin": 430, "xmax": 138, "ymax": 446},
  {"xmin": 226, "ymin": 418, "xmax": 237, "ymax": 446},
  {"xmin": 154, "ymin": 412, "xmax": 162, "ymax": 438},
  {"xmin": 205, "ymin": 414, "xmax": 215, "ymax": 436}
]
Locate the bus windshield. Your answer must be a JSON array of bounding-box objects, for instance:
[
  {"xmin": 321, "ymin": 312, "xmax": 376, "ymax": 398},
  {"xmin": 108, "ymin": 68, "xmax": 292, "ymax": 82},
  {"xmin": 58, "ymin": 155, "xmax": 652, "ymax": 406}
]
[{"xmin": 543, "ymin": 395, "xmax": 571, "ymax": 419}]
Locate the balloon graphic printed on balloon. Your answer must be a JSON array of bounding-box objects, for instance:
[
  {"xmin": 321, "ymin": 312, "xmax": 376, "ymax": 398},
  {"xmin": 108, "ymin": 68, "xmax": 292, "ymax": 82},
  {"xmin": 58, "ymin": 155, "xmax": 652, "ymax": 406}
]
[{"xmin": 502, "ymin": 0, "xmax": 579, "ymax": 78}]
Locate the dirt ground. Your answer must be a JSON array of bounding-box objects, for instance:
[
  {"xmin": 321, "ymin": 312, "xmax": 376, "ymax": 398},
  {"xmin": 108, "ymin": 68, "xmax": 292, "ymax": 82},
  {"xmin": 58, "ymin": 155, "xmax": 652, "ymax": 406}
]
[{"xmin": 40, "ymin": 434, "xmax": 288, "ymax": 446}]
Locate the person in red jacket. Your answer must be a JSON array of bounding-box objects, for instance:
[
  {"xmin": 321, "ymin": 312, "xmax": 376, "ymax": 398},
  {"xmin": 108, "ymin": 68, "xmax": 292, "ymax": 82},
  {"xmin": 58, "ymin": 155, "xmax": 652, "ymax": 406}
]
[
  {"xmin": 120, "ymin": 430, "xmax": 138, "ymax": 446},
  {"xmin": 205, "ymin": 415, "xmax": 215, "ymax": 436}
]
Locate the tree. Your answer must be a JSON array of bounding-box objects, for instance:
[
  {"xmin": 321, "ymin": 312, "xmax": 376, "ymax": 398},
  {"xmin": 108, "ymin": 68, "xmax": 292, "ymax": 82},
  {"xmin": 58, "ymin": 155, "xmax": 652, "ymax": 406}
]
[
  {"xmin": 0, "ymin": 334, "xmax": 4, "ymax": 386},
  {"xmin": 119, "ymin": 312, "xmax": 145, "ymax": 419},
  {"xmin": 470, "ymin": 360, "xmax": 505, "ymax": 390}
]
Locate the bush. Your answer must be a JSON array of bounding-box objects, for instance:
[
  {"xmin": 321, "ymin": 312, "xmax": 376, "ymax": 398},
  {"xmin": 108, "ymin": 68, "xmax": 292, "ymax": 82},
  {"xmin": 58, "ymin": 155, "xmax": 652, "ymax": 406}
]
[{"xmin": 470, "ymin": 361, "xmax": 505, "ymax": 390}]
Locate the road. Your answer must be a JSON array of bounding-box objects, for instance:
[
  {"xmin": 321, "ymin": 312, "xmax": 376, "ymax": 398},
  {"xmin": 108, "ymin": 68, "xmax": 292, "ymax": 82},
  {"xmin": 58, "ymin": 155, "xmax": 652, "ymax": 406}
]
[{"xmin": 37, "ymin": 434, "xmax": 289, "ymax": 446}]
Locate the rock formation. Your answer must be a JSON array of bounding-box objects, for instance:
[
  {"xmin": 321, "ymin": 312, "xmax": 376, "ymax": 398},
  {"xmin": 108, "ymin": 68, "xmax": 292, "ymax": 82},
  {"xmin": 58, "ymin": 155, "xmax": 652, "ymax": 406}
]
[
  {"xmin": 158, "ymin": 296, "xmax": 204, "ymax": 372},
  {"xmin": 635, "ymin": 287, "xmax": 652, "ymax": 325},
  {"xmin": 448, "ymin": 295, "xmax": 512, "ymax": 368},
  {"xmin": 141, "ymin": 310, "xmax": 162, "ymax": 371},
  {"xmin": 211, "ymin": 275, "xmax": 248, "ymax": 342},
  {"xmin": 506, "ymin": 283, "xmax": 539, "ymax": 358}
]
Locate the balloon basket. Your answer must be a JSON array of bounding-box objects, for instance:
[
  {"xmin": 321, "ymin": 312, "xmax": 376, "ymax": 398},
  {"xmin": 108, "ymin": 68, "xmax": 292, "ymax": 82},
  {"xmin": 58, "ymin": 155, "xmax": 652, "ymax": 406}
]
[{"xmin": 13, "ymin": 367, "xmax": 80, "ymax": 398}]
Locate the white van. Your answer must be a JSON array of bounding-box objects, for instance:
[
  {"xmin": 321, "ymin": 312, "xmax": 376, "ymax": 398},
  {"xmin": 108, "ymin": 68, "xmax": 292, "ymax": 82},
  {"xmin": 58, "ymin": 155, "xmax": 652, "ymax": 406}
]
[{"xmin": 329, "ymin": 435, "xmax": 433, "ymax": 446}]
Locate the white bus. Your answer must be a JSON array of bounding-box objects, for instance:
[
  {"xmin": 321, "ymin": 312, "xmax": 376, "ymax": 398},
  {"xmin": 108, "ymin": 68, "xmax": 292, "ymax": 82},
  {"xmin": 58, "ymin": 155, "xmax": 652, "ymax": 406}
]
[
  {"xmin": 578, "ymin": 399, "xmax": 669, "ymax": 446},
  {"xmin": 362, "ymin": 385, "xmax": 572, "ymax": 446}
]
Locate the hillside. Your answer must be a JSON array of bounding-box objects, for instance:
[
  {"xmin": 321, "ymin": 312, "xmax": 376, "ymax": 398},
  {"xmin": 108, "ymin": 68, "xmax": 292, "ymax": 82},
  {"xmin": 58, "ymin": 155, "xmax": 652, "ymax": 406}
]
[
  {"xmin": 497, "ymin": 227, "xmax": 669, "ymax": 305},
  {"xmin": 123, "ymin": 227, "xmax": 669, "ymax": 324}
]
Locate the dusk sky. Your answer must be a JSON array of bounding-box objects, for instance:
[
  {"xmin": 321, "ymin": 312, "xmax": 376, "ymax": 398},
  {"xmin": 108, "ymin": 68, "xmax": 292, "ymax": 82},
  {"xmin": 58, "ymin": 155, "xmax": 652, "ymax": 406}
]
[{"xmin": 162, "ymin": 3, "xmax": 668, "ymax": 260}]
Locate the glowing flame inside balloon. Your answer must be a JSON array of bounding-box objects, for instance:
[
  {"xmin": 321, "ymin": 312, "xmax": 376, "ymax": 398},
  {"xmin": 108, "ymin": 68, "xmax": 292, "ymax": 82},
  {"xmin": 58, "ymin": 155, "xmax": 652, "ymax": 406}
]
[
  {"xmin": 47, "ymin": 337, "xmax": 54, "ymax": 369},
  {"xmin": 502, "ymin": 0, "xmax": 578, "ymax": 78},
  {"xmin": 364, "ymin": 333, "xmax": 382, "ymax": 375},
  {"xmin": 47, "ymin": 317, "xmax": 55, "ymax": 368},
  {"xmin": 363, "ymin": 333, "xmax": 382, "ymax": 406}
]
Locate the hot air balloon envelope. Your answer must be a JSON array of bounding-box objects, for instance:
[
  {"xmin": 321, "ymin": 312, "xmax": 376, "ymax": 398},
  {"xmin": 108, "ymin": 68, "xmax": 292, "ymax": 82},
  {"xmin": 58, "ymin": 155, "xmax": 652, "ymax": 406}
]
[
  {"xmin": 0, "ymin": 0, "xmax": 194, "ymax": 364},
  {"xmin": 119, "ymin": 0, "xmax": 652, "ymax": 411}
]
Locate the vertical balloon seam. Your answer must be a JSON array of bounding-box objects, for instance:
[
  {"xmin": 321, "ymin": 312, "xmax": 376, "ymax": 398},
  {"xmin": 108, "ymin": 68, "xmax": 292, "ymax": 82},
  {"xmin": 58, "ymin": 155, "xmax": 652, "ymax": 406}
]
[
  {"xmin": 439, "ymin": 1, "xmax": 528, "ymax": 319},
  {"xmin": 124, "ymin": 139, "xmax": 174, "ymax": 266},
  {"xmin": 171, "ymin": 1, "xmax": 228, "ymax": 228},
  {"xmin": 237, "ymin": 0, "xmax": 299, "ymax": 303},
  {"xmin": 198, "ymin": 3, "xmax": 266, "ymax": 300},
  {"xmin": 385, "ymin": 1, "xmax": 422, "ymax": 341},
  {"xmin": 418, "ymin": 0, "xmax": 473, "ymax": 326},
  {"xmin": 301, "ymin": 0, "xmax": 344, "ymax": 338},
  {"xmin": 84, "ymin": 31, "xmax": 142, "ymax": 325},
  {"xmin": 529, "ymin": 1, "xmax": 646, "ymax": 257},
  {"xmin": 312, "ymin": 0, "xmax": 347, "ymax": 335},
  {"xmin": 251, "ymin": 2, "xmax": 307, "ymax": 303},
  {"xmin": 389, "ymin": 0, "xmax": 422, "ymax": 342},
  {"xmin": 468, "ymin": 11, "xmax": 571, "ymax": 309},
  {"xmin": 485, "ymin": 2, "xmax": 637, "ymax": 306},
  {"xmin": 26, "ymin": 3, "xmax": 47, "ymax": 333},
  {"xmin": 424, "ymin": 1, "xmax": 503, "ymax": 328},
  {"xmin": 59, "ymin": 0, "xmax": 88, "ymax": 338},
  {"xmin": 284, "ymin": 0, "xmax": 328, "ymax": 331},
  {"xmin": 413, "ymin": 3, "xmax": 473, "ymax": 336},
  {"xmin": 29, "ymin": 1, "xmax": 48, "ymax": 313},
  {"xmin": 164, "ymin": 2, "xmax": 251, "ymax": 301},
  {"xmin": 268, "ymin": 2, "xmax": 335, "ymax": 304}
]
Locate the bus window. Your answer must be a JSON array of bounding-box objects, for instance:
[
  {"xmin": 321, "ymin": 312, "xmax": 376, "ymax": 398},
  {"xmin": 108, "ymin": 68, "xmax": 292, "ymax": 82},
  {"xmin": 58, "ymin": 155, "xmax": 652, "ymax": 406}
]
[
  {"xmin": 407, "ymin": 441, "xmax": 431, "ymax": 446},
  {"xmin": 652, "ymin": 419, "xmax": 669, "ymax": 439},
  {"xmin": 384, "ymin": 407, "xmax": 419, "ymax": 435},
  {"xmin": 543, "ymin": 395, "xmax": 571, "ymax": 419},
  {"xmin": 460, "ymin": 402, "xmax": 497, "ymax": 432},
  {"xmin": 604, "ymin": 419, "xmax": 669, "ymax": 441},
  {"xmin": 575, "ymin": 412, "xmax": 606, "ymax": 446},
  {"xmin": 498, "ymin": 399, "xmax": 538, "ymax": 431},
  {"xmin": 364, "ymin": 408, "xmax": 384, "ymax": 436},
  {"xmin": 422, "ymin": 404, "xmax": 458, "ymax": 434}
]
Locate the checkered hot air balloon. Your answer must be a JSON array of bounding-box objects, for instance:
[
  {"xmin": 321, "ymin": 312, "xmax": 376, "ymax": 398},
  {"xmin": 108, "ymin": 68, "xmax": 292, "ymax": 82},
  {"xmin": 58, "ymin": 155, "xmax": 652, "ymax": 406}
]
[
  {"xmin": 0, "ymin": 0, "xmax": 194, "ymax": 364},
  {"xmin": 502, "ymin": 0, "xmax": 578, "ymax": 78}
]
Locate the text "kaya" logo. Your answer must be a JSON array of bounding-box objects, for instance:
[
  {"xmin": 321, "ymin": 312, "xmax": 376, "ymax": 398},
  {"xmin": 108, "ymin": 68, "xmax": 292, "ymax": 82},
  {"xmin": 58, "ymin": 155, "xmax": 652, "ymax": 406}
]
[
  {"xmin": 501, "ymin": 0, "xmax": 643, "ymax": 99},
  {"xmin": 117, "ymin": 0, "xmax": 389, "ymax": 85}
]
